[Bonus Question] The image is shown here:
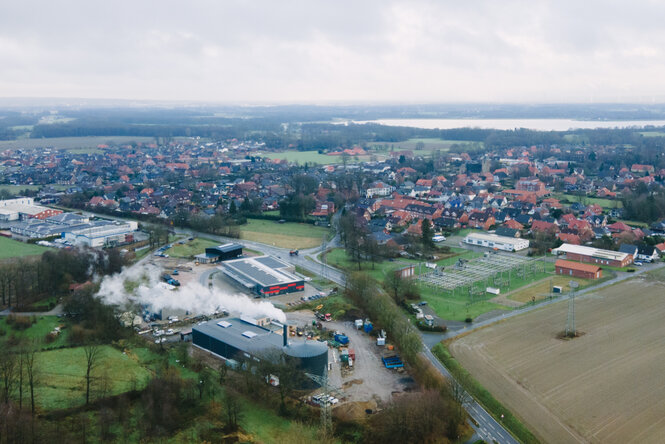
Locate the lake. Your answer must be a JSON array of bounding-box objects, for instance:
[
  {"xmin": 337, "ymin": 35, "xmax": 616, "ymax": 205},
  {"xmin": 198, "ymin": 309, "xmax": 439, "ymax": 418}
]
[{"xmin": 351, "ymin": 118, "xmax": 665, "ymax": 131}]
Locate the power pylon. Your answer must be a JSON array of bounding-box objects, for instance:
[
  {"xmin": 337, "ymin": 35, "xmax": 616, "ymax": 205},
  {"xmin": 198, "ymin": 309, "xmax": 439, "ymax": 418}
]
[
  {"xmin": 320, "ymin": 232, "xmax": 328, "ymax": 280},
  {"xmin": 306, "ymin": 372, "xmax": 341, "ymax": 437}
]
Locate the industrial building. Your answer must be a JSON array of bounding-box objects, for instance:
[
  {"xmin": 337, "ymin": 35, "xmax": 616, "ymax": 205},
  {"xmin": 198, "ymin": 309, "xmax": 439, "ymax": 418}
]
[
  {"xmin": 553, "ymin": 243, "xmax": 633, "ymax": 267},
  {"xmin": 219, "ymin": 256, "xmax": 304, "ymax": 296},
  {"xmin": 62, "ymin": 219, "xmax": 138, "ymax": 247},
  {"xmin": 464, "ymin": 232, "xmax": 530, "ymax": 252},
  {"xmin": 0, "ymin": 197, "xmax": 62, "ymax": 222},
  {"xmin": 555, "ymin": 259, "xmax": 602, "ymax": 279},
  {"xmin": 194, "ymin": 243, "xmax": 243, "ymax": 264},
  {"xmin": 192, "ymin": 317, "xmax": 328, "ymax": 378}
]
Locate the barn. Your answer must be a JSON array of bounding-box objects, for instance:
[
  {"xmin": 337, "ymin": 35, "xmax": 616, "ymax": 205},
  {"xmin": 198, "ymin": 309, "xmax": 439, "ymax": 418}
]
[
  {"xmin": 555, "ymin": 259, "xmax": 602, "ymax": 279},
  {"xmin": 195, "ymin": 243, "xmax": 243, "ymax": 264},
  {"xmin": 553, "ymin": 243, "xmax": 633, "ymax": 267}
]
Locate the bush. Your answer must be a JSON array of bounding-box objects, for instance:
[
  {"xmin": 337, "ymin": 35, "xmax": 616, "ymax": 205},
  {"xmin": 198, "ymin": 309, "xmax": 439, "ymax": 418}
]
[
  {"xmin": 0, "ymin": 328, "xmax": 6, "ymax": 337},
  {"xmin": 45, "ymin": 332, "xmax": 58, "ymax": 343},
  {"xmin": 465, "ymin": 317, "xmax": 473, "ymax": 323},
  {"xmin": 416, "ymin": 321, "xmax": 447, "ymax": 332},
  {"xmin": 6, "ymin": 314, "xmax": 34, "ymax": 330}
]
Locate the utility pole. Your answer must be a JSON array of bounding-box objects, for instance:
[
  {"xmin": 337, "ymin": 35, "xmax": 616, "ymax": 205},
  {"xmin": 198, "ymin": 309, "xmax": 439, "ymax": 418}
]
[
  {"xmin": 306, "ymin": 372, "xmax": 341, "ymax": 438},
  {"xmin": 566, "ymin": 281, "xmax": 579, "ymax": 337}
]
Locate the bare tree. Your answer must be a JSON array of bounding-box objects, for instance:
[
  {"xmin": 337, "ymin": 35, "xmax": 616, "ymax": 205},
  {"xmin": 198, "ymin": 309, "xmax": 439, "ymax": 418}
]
[
  {"xmin": 0, "ymin": 352, "xmax": 17, "ymax": 404},
  {"xmin": 448, "ymin": 377, "xmax": 471, "ymax": 418},
  {"xmin": 24, "ymin": 347, "xmax": 37, "ymax": 417},
  {"xmin": 83, "ymin": 344, "xmax": 101, "ymax": 405}
]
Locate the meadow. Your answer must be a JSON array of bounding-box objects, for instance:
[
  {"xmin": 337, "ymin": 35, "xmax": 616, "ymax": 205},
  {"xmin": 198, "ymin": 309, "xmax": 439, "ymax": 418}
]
[{"xmin": 0, "ymin": 236, "xmax": 51, "ymax": 260}]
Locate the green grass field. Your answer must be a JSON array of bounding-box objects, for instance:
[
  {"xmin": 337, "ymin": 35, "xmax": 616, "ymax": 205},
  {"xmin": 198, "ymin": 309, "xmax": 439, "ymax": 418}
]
[
  {"xmin": 0, "ymin": 236, "xmax": 51, "ymax": 260},
  {"xmin": 552, "ymin": 192, "xmax": 622, "ymax": 209},
  {"xmin": 167, "ymin": 237, "xmax": 221, "ymax": 258},
  {"xmin": 35, "ymin": 345, "xmax": 152, "ymax": 410},
  {"xmin": 638, "ymin": 131, "xmax": 665, "ymax": 138},
  {"xmin": 0, "ymin": 316, "xmax": 69, "ymax": 349},
  {"xmin": 239, "ymin": 219, "xmax": 329, "ymax": 249}
]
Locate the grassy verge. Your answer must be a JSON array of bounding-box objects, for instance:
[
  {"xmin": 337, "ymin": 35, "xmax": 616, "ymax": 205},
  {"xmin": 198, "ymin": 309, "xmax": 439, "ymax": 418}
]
[
  {"xmin": 168, "ymin": 237, "xmax": 220, "ymax": 259},
  {"xmin": 432, "ymin": 342, "xmax": 539, "ymax": 444},
  {"xmin": 295, "ymin": 265, "xmax": 336, "ymax": 290}
]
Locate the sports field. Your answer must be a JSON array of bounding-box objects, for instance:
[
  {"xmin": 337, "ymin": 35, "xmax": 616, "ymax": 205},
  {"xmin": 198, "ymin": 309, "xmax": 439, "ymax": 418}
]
[
  {"xmin": 0, "ymin": 236, "xmax": 50, "ymax": 260},
  {"xmin": 450, "ymin": 275, "xmax": 665, "ymax": 443},
  {"xmin": 239, "ymin": 219, "xmax": 329, "ymax": 249}
]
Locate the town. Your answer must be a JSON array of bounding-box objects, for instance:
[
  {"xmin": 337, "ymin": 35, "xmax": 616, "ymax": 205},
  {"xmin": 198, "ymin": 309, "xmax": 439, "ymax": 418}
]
[{"xmin": 1, "ymin": 115, "xmax": 665, "ymax": 443}]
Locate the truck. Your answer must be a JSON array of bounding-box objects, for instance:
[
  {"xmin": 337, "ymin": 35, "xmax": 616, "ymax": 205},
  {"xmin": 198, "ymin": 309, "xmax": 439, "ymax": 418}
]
[
  {"xmin": 324, "ymin": 313, "xmax": 332, "ymax": 322},
  {"xmin": 289, "ymin": 249, "xmax": 299, "ymax": 256},
  {"xmin": 161, "ymin": 274, "xmax": 180, "ymax": 286}
]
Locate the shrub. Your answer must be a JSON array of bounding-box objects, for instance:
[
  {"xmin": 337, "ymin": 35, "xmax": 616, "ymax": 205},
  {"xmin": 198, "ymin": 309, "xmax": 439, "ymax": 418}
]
[
  {"xmin": 45, "ymin": 332, "xmax": 58, "ymax": 343},
  {"xmin": 7, "ymin": 314, "xmax": 33, "ymax": 330},
  {"xmin": 465, "ymin": 317, "xmax": 473, "ymax": 323}
]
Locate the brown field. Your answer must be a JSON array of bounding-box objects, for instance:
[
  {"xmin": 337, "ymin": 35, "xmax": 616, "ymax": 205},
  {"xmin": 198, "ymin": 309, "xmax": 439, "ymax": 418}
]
[{"xmin": 450, "ymin": 276, "xmax": 665, "ymax": 444}]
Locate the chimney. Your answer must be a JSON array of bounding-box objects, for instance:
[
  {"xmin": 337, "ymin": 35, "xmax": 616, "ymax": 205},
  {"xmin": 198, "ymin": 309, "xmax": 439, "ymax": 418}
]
[{"xmin": 283, "ymin": 323, "xmax": 288, "ymax": 347}]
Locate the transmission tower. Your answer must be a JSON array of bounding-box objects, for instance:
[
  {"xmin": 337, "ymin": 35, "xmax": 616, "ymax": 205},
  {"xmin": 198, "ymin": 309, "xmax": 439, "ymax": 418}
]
[
  {"xmin": 566, "ymin": 281, "xmax": 579, "ymax": 337},
  {"xmin": 306, "ymin": 372, "xmax": 341, "ymax": 437}
]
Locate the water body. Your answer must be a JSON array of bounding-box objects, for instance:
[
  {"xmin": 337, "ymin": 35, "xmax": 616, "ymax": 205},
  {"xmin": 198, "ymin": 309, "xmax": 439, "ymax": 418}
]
[{"xmin": 352, "ymin": 118, "xmax": 665, "ymax": 131}]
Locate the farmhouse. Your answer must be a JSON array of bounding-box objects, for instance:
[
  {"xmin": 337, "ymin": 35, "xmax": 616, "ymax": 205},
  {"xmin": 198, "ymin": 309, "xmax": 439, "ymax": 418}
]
[
  {"xmin": 555, "ymin": 259, "xmax": 602, "ymax": 279},
  {"xmin": 464, "ymin": 232, "xmax": 530, "ymax": 252},
  {"xmin": 218, "ymin": 256, "xmax": 304, "ymax": 296},
  {"xmin": 553, "ymin": 243, "xmax": 633, "ymax": 267}
]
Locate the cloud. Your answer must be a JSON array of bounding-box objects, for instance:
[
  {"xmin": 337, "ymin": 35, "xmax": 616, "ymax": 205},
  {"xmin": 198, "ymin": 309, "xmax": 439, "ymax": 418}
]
[{"xmin": 1, "ymin": 0, "xmax": 665, "ymax": 102}]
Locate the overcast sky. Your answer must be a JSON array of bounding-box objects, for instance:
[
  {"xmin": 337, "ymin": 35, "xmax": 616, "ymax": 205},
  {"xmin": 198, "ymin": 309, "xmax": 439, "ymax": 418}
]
[{"xmin": 1, "ymin": 0, "xmax": 665, "ymax": 104}]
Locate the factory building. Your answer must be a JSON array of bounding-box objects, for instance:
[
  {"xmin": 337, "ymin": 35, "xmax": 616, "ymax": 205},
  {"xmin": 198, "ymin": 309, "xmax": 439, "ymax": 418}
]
[
  {"xmin": 219, "ymin": 256, "xmax": 304, "ymax": 296},
  {"xmin": 194, "ymin": 243, "xmax": 243, "ymax": 264},
  {"xmin": 62, "ymin": 219, "xmax": 138, "ymax": 247},
  {"xmin": 464, "ymin": 232, "xmax": 530, "ymax": 252},
  {"xmin": 0, "ymin": 197, "xmax": 62, "ymax": 222},
  {"xmin": 553, "ymin": 243, "xmax": 633, "ymax": 268},
  {"xmin": 192, "ymin": 317, "xmax": 328, "ymax": 378}
]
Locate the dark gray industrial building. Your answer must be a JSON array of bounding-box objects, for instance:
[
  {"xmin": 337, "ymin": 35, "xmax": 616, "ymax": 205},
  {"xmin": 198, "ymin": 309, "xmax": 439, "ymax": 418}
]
[
  {"xmin": 195, "ymin": 242, "xmax": 243, "ymax": 264},
  {"xmin": 192, "ymin": 317, "xmax": 328, "ymax": 378},
  {"xmin": 218, "ymin": 256, "xmax": 305, "ymax": 296}
]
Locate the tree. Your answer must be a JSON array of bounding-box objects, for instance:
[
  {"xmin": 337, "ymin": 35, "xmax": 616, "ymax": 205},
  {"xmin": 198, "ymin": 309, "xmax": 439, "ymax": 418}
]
[
  {"xmin": 223, "ymin": 390, "xmax": 243, "ymax": 433},
  {"xmin": 24, "ymin": 346, "xmax": 37, "ymax": 416},
  {"xmin": 83, "ymin": 344, "xmax": 101, "ymax": 405},
  {"xmin": 0, "ymin": 352, "xmax": 16, "ymax": 404},
  {"xmin": 421, "ymin": 219, "xmax": 435, "ymax": 252},
  {"xmin": 384, "ymin": 272, "xmax": 405, "ymax": 305}
]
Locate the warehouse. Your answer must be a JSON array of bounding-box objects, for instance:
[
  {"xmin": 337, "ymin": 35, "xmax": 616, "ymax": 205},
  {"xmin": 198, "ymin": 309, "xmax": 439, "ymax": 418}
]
[
  {"xmin": 0, "ymin": 197, "xmax": 62, "ymax": 221},
  {"xmin": 62, "ymin": 219, "xmax": 138, "ymax": 247},
  {"xmin": 553, "ymin": 243, "xmax": 633, "ymax": 267},
  {"xmin": 464, "ymin": 232, "xmax": 530, "ymax": 252},
  {"xmin": 192, "ymin": 317, "xmax": 328, "ymax": 378},
  {"xmin": 219, "ymin": 255, "xmax": 304, "ymax": 296},
  {"xmin": 194, "ymin": 243, "xmax": 243, "ymax": 264},
  {"xmin": 555, "ymin": 259, "xmax": 602, "ymax": 279}
]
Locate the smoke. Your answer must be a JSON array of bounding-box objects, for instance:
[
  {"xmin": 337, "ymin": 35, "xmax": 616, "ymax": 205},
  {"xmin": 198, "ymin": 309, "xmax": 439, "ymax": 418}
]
[{"xmin": 96, "ymin": 263, "xmax": 286, "ymax": 322}]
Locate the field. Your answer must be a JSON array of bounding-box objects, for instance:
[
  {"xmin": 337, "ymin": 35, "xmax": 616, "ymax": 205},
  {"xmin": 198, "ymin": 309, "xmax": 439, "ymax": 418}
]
[
  {"xmin": 0, "ymin": 236, "xmax": 51, "ymax": 260},
  {"xmin": 449, "ymin": 276, "xmax": 665, "ymax": 443},
  {"xmin": 36, "ymin": 345, "xmax": 152, "ymax": 410},
  {"xmin": 552, "ymin": 192, "xmax": 623, "ymax": 209},
  {"xmin": 0, "ymin": 316, "xmax": 69, "ymax": 349},
  {"xmin": 239, "ymin": 219, "xmax": 329, "ymax": 249},
  {"xmin": 0, "ymin": 136, "xmax": 162, "ymax": 151},
  {"xmin": 167, "ymin": 237, "xmax": 220, "ymax": 258},
  {"xmin": 506, "ymin": 275, "xmax": 594, "ymax": 303}
]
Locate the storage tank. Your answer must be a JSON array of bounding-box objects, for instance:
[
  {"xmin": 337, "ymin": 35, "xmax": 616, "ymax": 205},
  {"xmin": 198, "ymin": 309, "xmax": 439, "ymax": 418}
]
[{"xmin": 282, "ymin": 339, "xmax": 328, "ymax": 379}]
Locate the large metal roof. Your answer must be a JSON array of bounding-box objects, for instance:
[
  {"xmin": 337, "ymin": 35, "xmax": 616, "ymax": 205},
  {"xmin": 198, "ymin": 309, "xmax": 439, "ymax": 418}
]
[{"xmin": 218, "ymin": 255, "xmax": 301, "ymax": 288}]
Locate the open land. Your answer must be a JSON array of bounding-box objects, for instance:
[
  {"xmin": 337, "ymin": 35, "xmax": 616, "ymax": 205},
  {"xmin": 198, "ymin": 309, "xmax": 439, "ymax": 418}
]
[
  {"xmin": 0, "ymin": 236, "xmax": 51, "ymax": 260},
  {"xmin": 239, "ymin": 219, "xmax": 329, "ymax": 249},
  {"xmin": 449, "ymin": 276, "xmax": 665, "ymax": 443},
  {"xmin": 0, "ymin": 136, "xmax": 163, "ymax": 151}
]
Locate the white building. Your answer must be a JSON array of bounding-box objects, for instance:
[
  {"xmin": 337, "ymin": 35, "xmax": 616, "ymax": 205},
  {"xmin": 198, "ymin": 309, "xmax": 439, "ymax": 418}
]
[
  {"xmin": 464, "ymin": 232, "xmax": 530, "ymax": 252},
  {"xmin": 63, "ymin": 220, "xmax": 138, "ymax": 247},
  {"xmin": 365, "ymin": 182, "xmax": 395, "ymax": 198}
]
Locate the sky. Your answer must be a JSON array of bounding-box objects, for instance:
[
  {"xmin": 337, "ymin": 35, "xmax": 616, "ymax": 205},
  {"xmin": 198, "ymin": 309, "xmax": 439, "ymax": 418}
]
[{"xmin": 1, "ymin": 0, "xmax": 665, "ymax": 104}]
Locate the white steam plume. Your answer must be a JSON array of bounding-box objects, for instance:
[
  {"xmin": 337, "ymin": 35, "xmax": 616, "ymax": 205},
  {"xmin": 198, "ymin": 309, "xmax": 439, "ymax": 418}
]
[{"xmin": 96, "ymin": 264, "xmax": 286, "ymax": 322}]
